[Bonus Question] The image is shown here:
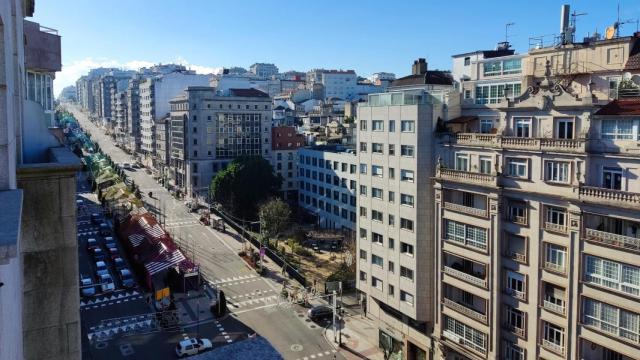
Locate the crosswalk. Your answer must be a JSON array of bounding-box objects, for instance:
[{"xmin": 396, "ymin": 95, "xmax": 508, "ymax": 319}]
[
  {"xmin": 80, "ymin": 290, "xmax": 144, "ymax": 310},
  {"xmin": 227, "ymin": 288, "xmax": 275, "ymax": 300},
  {"xmin": 88, "ymin": 314, "xmax": 157, "ymax": 342},
  {"xmin": 230, "ymin": 294, "xmax": 279, "ymax": 309},
  {"xmin": 295, "ymin": 350, "xmax": 338, "ymax": 360},
  {"xmin": 214, "ymin": 319, "xmax": 234, "ymax": 344},
  {"xmin": 164, "ymin": 219, "xmax": 198, "ymax": 228},
  {"xmin": 208, "ymin": 274, "xmax": 259, "ymax": 287}
]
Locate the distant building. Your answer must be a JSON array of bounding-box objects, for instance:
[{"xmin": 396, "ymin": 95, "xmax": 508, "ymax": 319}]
[
  {"xmin": 307, "ymin": 69, "xmax": 358, "ymax": 100},
  {"xmin": 249, "ymin": 63, "xmax": 279, "ymax": 78},
  {"xmin": 271, "ymin": 126, "xmax": 305, "ymax": 201},
  {"xmin": 125, "ymin": 76, "xmax": 142, "ymax": 152},
  {"xmin": 168, "ymin": 87, "xmax": 272, "ymax": 200},
  {"xmin": 154, "ymin": 114, "xmax": 171, "ymax": 180},
  {"xmin": 388, "ymin": 58, "xmax": 454, "ymax": 92},
  {"xmin": 59, "ymin": 85, "xmax": 77, "ymax": 102}
]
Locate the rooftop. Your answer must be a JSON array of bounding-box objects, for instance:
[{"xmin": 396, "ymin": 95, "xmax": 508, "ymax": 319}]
[
  {"xmin": 390, "ymin": 71, "xmax": 453, "ymax": 87},
  {"xmin": 228, "ymin": 88, "xmax": 269, "ymax": 98},
  {"xmin": 302, "ymin": 144, "xmax": 356, "ymax": 155},
  {"xmin": 594, "ymin": 97, "xmax": 640, "ymax": 116}
]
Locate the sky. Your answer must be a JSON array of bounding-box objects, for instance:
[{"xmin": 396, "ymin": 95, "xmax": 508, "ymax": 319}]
[{"xmin": 30, "ymin": 0, "xmax": 640, "ymax": 97}]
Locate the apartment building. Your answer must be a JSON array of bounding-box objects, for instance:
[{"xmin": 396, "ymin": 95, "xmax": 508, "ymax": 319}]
[
  {"xmin": 112, "ymin": 90, "xmax": 128, "ymax": 145},
  {"xmin": 168, "ymin": 87, "xmax": 272, "ymax": 200},
  {"xmin": 125, "ymin": 76, "xmax": 142, "ymax": 152},
  {"xmin": 249, "ymin": 62, "xmax": 279, "ymax": 78},
  {"xmin": 356, "ymin": 87, "xmax": 451, "ymax": 359},
  {"xmin": 155, "ymin": 114, "xmax": 170, "ymax": 180},
  {"xmin": 306, "ymin": 69, "xmax": 358, "ymax": 100},
  {"xmin": 432, "ymin": 48, "xmax": 640, "ymax": 359},
  {"xmin": 297, "ymin": 145, "xmax": 357, "ymax": 233},
  {"xmin": 138, "ymin": 71, "xmax": 209, "ymax": 160},
  {"xmin": 271, "ymin": 126, "xmax": 305, "ymax": 201}
]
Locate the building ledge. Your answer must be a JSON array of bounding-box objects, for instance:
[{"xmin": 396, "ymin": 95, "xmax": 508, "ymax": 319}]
[
  {"xmin": 0, "ymin": 190, "xmax": 23, "ymax": 264},
  {"xmin": 17, "ymin": 147, "xmax": 81, "ymax": 179}
]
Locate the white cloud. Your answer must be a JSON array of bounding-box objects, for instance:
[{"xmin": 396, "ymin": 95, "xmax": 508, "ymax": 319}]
[{"xmin": 54, "ymin": 57, "xmax": 223, "ymax": 97}]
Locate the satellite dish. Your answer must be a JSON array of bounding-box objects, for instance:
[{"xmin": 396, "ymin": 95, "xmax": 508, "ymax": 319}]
[
  {"xmin": 632, "ymin": 74, "xmax": 640, "ymax": 85},
  {"xmin": 605, "ymin": 26, "xmax": 616, "ymax": 40},
  {"xmin": 623, "ymin": 72, "xmax": 633, "ymax": 81}
]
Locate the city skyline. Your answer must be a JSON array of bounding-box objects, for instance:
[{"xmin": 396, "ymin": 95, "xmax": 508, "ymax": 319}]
[{"xmin": 34, "ymin": 0, "xmax": 640, "ymax": 96}]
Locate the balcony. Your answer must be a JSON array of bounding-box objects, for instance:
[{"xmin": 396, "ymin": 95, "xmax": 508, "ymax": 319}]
[
  {"xmin": 437, "ymin": 168, "xmax": 498, "ymax": 187},
  {"xmin": 543, "ymin": 261, "xmax": 566, "ymax": 274},
  {"xmin": 542, "ymin": 339, "xmax": 565, "ymax": 356},
  {"xmin": 443, "ymin": 298, "xmax": 487, "ymax": 324},
  {"xmin": 505, "ymin": 250, "xmax": 527, "ymax": 263},
  {"xmin": 450, "ymin": 133, "xmax": 586, "ymax": 153},
  {"xmin": 543, "ymin": 300, "xmax": 566, "ymax": 316},
  {"xmin": 442, "ymin": 330, "xmax": 486, "ymax": 354},
  {"xmin": 443, "ymin": 202, "xmax": 488, "ymax": 218},
  {"xmin": 584, "ymin": 228, "xmax": 640, "ymax": 252},
  {"xmin": 505, "ymin": 288, "xmax": 526, "ymax": 301},
  {"xmin": 504, "ymin": 322, "xmax": 526, "ymax": 338},
  {"xmin": 23, "ymin": 20, "xmax": 61, "ymax": 72},
  {"xmin": 443, "ymin": 265, "xmax": 487, "ymax": 288},
  {"xmin": 544, "ymin": 222, "xmax": 567, "ymax": 234},
  {"xmin": 579, "ymin": 186, "xmax": 640, "ymax": 208}
]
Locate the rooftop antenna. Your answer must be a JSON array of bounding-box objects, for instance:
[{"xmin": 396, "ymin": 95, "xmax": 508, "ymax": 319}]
[{"xmin": 505, "ymin": 22, "xmax": 515, "ymax": 43}]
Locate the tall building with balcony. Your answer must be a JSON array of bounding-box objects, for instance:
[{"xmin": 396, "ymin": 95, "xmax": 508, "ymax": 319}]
[
  {"xmin": 356, "ymin": 86, "xmax": 452, "ymax": 359},
  {"xmin": 168, "ymin": 87, "xmax": 272, "ymax": 200},
  {"xmin": 432, "ymin": 50, "xmax": 640, "ymax": 359},
  {"xmin": 125, "ymin": 76, "xmax": 142, "ymax": 152}
]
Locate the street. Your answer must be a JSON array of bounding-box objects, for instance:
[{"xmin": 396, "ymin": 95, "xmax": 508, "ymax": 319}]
[{"xmin": 69, "ymin": 105, "xmax": 345, "ymax": 360}]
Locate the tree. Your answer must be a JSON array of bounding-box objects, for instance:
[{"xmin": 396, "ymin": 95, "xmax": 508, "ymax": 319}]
[
  {"xmin": 210, "ymin": 156, "xmax": 281, "ymax": 219},
  {"xmin": 259, "ymin": 199, "xmax": 291, "ymax": 244}
]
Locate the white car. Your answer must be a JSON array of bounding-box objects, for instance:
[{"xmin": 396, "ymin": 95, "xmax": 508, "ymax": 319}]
[
  {"xmin": 175, "ymin": 337, "xmax": 212, "ymax": 357},
  {"xmin": 99, "ymin": 273, "xmax": 115, "ymax": 293}
]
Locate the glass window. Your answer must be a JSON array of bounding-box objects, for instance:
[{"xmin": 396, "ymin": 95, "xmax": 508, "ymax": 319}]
[
  {"xmin": 359, "ymin": 185, "xmax": 367, "ymax": 196},
  {"xmin": 400, "ymin": 266, "xmax": 414, "ymax": 280},
  {"xmin": 400, "ymin": 169, "xmax": 414, "ymax": 182},
  {"xmin": 479, "ymin": 156, "xmax": 492, "ymax": 174},
  {"xmin": 400, "ymin": 120, "xmax": 414, "ymax": 132},
  {"xmin": 388, "ymin": 144, "xmax": 395, "ymax": 156},
  {"xmin": 372, "ymin": 120, "xmax": 384, "ymax": 131},
  {"xmin": 360, "ymin": 142, "xmax": 367, "ymax": 152},
  {"xmin": 400, "ymin": 218, "xmax": 414, "ymax": 232},
  {"xmin": 400, "ymin": 194, "xmax": 414, "ymax": 207},
  {"xmin": 360, "ymin": 120, "xmax": 367, "ymax": 131},
  {"xmin": 372, "ymin": 165, "xmax": 383, "ymax": 177},
  {"xmin": 455, "ymin": 154, "xmax": 469, "ymax": 171},
  {"xmin": 388, "ymin": 120, "xmax": 396, "ymax": 132},
  {"xmin": 400, "ymin": 291, "xmax": 414, "ymax": 306},
  {"xmin": 583, "ymin": 298, "xmax": 640, "ymax": 343},
  {"xmin": 400, "ymin": 242, "xmax": 414, "ymax": 256},
  {"xmin": 545, "ymin": 243, "xmax": 566, "ymax": 270},
  {"xmin": 359, "ymin": 164, "xmax": 367, "ymax": 174},
  {"xmin": 480, "ymin": 119, "xmax": 493, "ymax": 133},
  {"xmin": 372, "ymin": 143, "xmax": 383, "ymax": 154},
  {"xmin": 545, "ymin": 161, "xmax": 570, "ymax": 183},
  {"xmin": 585, "ymin": 255, "xmax": 640, "ymax": 297},
  {"xmin": 556, "ymin": 118, "xmax": 574, "ymax": 139},
  {"xmin": 443, "ymin": 316, "xmax": 486, "ymax": 352},
  {"xmin": 603, "ymin": 167, "xmax": 622, "ymax": 190},
  {"xmin": 543, "ymin": 321, "xmax": 565, "ymax": 348},
  {"xmin": 372, "ymin": 188, "xmax": 383, "ymax": 199},
  {"xmin": 601, "ymin": 119, "xmax": 634, "ymax": 140},
  {"xmin": 445, "ymin": 219, "xmax": 487, "ymax": 250},
  {"xmin": 400, "ymin": 145, "xmax": 414, "ymax": 157},
  {"xmin": 371, "ymin": 253, "xmax": 383, "ymax": 265},
  {"xmin": 545, "ymin": 207, "xmax": 566, "ymax": 226},
  {"xmin": 507, "ymin": 158, "xmax": 528, "ymax": 178},
  {"xmin": 371, "ymin": 277, "xmax": 383, "ymax": 290},
  {"xmin": 514, "ymin": 117, "xmax": 531, "ymax": 138}
]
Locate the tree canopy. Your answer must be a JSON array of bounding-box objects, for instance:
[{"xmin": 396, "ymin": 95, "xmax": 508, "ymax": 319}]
[
  {"xmin": 210, "ymin": 156, "xmax": 282, "ymax": 219},
  {"xmin": 259, "ymin": 198, "xmax": 291, "ymax": 240}
]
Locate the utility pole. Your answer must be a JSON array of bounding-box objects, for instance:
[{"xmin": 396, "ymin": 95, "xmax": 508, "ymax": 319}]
[{"xmin": 332, "ymin": 290, "xmax": 337, "ymax": 343}]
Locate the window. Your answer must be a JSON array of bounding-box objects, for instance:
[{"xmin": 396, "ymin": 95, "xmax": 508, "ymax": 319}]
[
  {"xmin": 400, "ymin": 291, "xmax": 414, "ymax": 306},
  {"xmin": 388, "ymin": 238, "xmax": 395, "ymax": 249},
  {"xmin": 400, "ymin": 266, "xmax": 414, "ymax": 280},
  {"xmin": 372, "ymin": 188, "xmax": 383, "ymax": 199},
  {"xmin": 603, "ymin": 167, "xmax": 622, "ymax": 190},
  {"xmin": 475, "ymin": 82, "xmax": 521, "ymax": 104},
  {"xmin": 601, "ymin": 119, "xmax": 634, "ymax": 140},
  {"xmin": 583, "ymin": 298, "xmax": 640, "ymax": 343},
  {"xmin": 400, "ymin": 169, "xmax": 414, "ymax": 182},
  {"xmin": 360, "ymin": 142, "xmax": 367, "ymax": 152},
  {"xmin": 480, "ymin": 119, "xmax": 493, "ymax": 133},
  {"xmin": 360, "ymin": 120, "xmax": 367, "ymax": 131},
  {"xmin": 388, "ymin": 120, "xmax": 395, "ymax": 132},
  {"xmin": 372, "ymin": 165, "xmax": 383, "ymax": 177},
  {"xmin": 372, "ymin": 120, "xmax": 384, "ymax": 131},
  {"xmin": 400, "ymin": 242, "xmax": 414, "ymax": 256},
  {"xmin": 545, "ymin": 161, "xmax": 570, "ymax": 183},
  {"xmin": 443, "ymin": 316, "xmax": 486, "ymax": 352},
  {"xmin": 484, "ymin": 59, "xmax": 521, "ymax": 76},
  {"xmin": 556, "ymin": 118, "xmax": 574, "ymax": 139},
  {"xmin": 371, "ymin": 254, "xmax": 383, "ymax": 266},
  {"xmin": 400, "ymin": 194, "xmax": 414, "ymax": 207},
  {"xmin": 506, "ymin": 158, "xmax": 528, "ymax": 178},
  {"xmin": 388, "ymin": 284, "xmax": 395, "ymax": 296},
  {"xmin": 400, "ymin": 218, "xmax": 414, "ymax": 232},
  {"xmin": 388, "ymin": 168, "xmax": 395, "ymax": 179},
  {"xmin": 514, "ymin": 117, "xmax": 531, "ymax": 138},
  {"xmin": 359, "ymin": 185, "xmax": 367, "ymax": 196},
  {"xmin": 371, "ymin": 277, "xmax": 383, "ymax": 291},
  {"xmin": 505, "ymin": 270, "xmax": 525, "ymax": 298},
  {"xmin": 400, "ymin": 145, "xmax": 414, "ymax": 157},
  {"xmin": 400, "ymin": 120, "xmax": 414, "ymax": 132},
  {"xmin": 388, "ymin": 191, "xmax": 395, "ymax": 203},
  {"xmin": 585, "ymin": 256, "xmax": 640, "ymax": 297},
  {"xmin": 372, "ymin": 143, "xmax": 383, "ymax": 154},
  {"xmin": 445, "ymin": 219, "xmax": 487, "ymax": 250},
  {"xmin": 545, "ymin": 243, "xmax": 566, "ymax": 272},
  {"xmin": 359, "ymin": 228, "xmax": 367, "ymax": 240},
  {"xmin": 388, "ymin": 144, "xmax": 395, "ymax": 156},
  {"xmin": 359, "ymin": 249, "xmax": 367, "ymax": 260},
  {"xmin": 503, "ymin": 341, "xmax": 524, "ymax": 360},
  {"xmin": 359, "ymin": 164, "xmax": 367, "ymax": 174},
  {"xmin": 505, "ymin": 306, "xmax": 525, "ymax": 333},
  {"xmin": 455, "ymin": 154, "xmax": 469, "ymax": 171},
  {"xmin": 543, "ymin": 321, "xmax": 565, "ymax": 350},
  {"xmin": 464, "ymin": 89, "xmax": 472, "ymax": 99},
  {"xmin": 359, "ymin": 271, "xmax": 367, "ymax": 281},
  {"xmin": 388, "ymin": 214, "xmax": 395, "ymax": 226},
  {"xmin": 350, "ymin": 164, "xmax": 356, "ymax": 174},
  {"xmin": 371, "ymin": 210, "xmax": 383, "ymax": 222},
  {"xmin": 479, "ymin": 156, "xmax": 492, "ymax": 174},
  {"xmin": 545, "ymin": 207, "xmax": 566, "ymax": 227},
  {"xmin": 464, "ymin": 57, "xmax": 471, "ymax": 66}
]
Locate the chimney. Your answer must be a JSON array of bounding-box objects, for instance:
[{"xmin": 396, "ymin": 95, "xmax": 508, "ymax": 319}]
[{"xmin": 412, "ymin": 58, "xmax": 428, "ymax": 75}]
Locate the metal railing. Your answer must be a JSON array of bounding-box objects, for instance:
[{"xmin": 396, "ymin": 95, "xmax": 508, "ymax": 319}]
[
  {"xmin": 443, "ymin": 266, "xmax": 487, "ymax": 288},
  {"xmin": 506, "ymin": 250, "xmax": 527, "ymax": 263},
  {"xmin": 443, "ymin": 202, "xmax": 488, "ymax": 218},
  {"xmin": 584, "ymin": 228, "xmax": 640, "ymax": 252},
  {"xmin": 543, "ymin": 300, "xmax": 566, "ymax": 315},
  {"xmin": 505, "ymin": 288, "xmax": 526, "ymax": 301},
  {"xmin": 443, "ymin": 298, "xmax": 487, "ymax": 323},
  {"xmin": 504, "ymin": 322, "xmax": 526, "ymax": 338}
]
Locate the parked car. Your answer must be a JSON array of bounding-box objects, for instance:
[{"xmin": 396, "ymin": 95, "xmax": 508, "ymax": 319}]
[
  {"xmin": 122, "ymin": 162, "xmax": 132, "ymax": 169},
  {"xmin": 307, "ymin": 305, "xmax": 333, "ymax": 321},
  {"xmin": 330, "ymin": 241, "xmax": 339, "ymax": 251},
  {"xmin": 311, "ymin": 242, "xmax": 320, "ymax": 252},
  {"xmin": 99, "ymin": 274, "xmax": 115, "ymax": 293},
  {"xmin": 86, "ymin": 238, "xmax": 99, "ymax": 251},
  {"xmin": 91, "ymin": 213, "xmax": 102, "ymax": 224},
  {"xmin": 175, "ymin": 338, "xmax": 213, "ymax": 358},
  {"xmin": 80, "ymin": 275, "xmax": 96, "ymax": 298},
  {"xmin": 91, "ymin": 247, "xmax": 106, "ymax": 261},
  {"xmin": 99, "ymin": 222, "xmax": 110, "ymax": 236},
  {"xmin": 95, "ymin": 261, "xmax": 109, "ymax": 277},
  {"xmin": 113, "ymin": 257, "xmax": 126, "ymax": 271},
  {"xmin": 118, "ymin": 269, "xmax": 135, "ymax": 288}
]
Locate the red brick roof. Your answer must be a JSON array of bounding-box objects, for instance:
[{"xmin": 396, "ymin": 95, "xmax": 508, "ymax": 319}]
[{"xmin": 594, "ymin": 97, "xmax": 640, "ymax": 116}]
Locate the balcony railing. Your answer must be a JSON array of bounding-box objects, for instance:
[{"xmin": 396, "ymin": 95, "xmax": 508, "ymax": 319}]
[
  {"xmin": 505, "ymin": 250, "xmax": 527, "ymax": 263},
  {"xmin": 437, "ymin": 168, "xmax": 498, "ymax": 187},
  {"xmin": 542, "ymin": 339, "xmax": 565, "ymax": 355},
  {"xmin": 579, "ymin": 186, "xmax": 640, "ymax": 207},
  {"xmin": 443, "ymin": 202, "xmax": 488, "ymax": 218},
  {"xmin": 443, "ymin": 298, "xmax": 487, "ymax": 324},
  {"xmin": 543, "ymin": 300, "xmax": 566, "ymax": 316},
  {"xmin": 504, "ymin": 322, "xmax": 526, "ymax": 338},
  {"xmin": 443, "ymin": 265, "xmax": 487, "ymax": 288},
  {"xmin": 510, "ymin": 215, "xmax": 527, "ymax": 225},
  {"xmin": 584, "ymin": 228, "xmax": 640, "ymax": 252},
  {"xmin": 544, "ymin": 222, "xmax": 567, "ymax": 234},
  {"xmin": 505, "ymin": 288, "xmax": 526, "ymax": 301},
  {"xmin": 544, "ymin": 261, "xmax": 566, "ymax": 274},
  {"xmin": 452, "ymin": 133, "xmax": 585, "ymax": 153}
]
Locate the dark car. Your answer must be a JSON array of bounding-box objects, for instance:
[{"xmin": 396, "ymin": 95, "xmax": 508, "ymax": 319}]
[
  {"xmin": 307, "ymin": 305, "xmax": 333, "ymax": 321},
  {"xmin": 113, "ymin": 257, "xmax": 126, "ymax": 271},
  {"xmin": 91, "ymin": 213, "xmax": 102, "ymax": 225},
  {"xmin": 86, "ymin": 238, "xmax": 99, "ymax": 251},
  {"xmin": 98, "ymin": 222, "xmax": 110, "ymax": 236},
  {"xmin": 118, "ymin": 269, "xmax": 135, "ymax": 288},
  {"xmin": 91, "ymin": 247, "xmax": 107, "ymax": 261},
  {"xmin": 80, "ymin": 275, "xmax": 96, "ymax": 298}
]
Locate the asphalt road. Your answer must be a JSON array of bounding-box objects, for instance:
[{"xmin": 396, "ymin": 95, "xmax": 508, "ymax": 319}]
[{"xmin": 69, "ymin": 105, "xmax": 345, "ymax": 360}]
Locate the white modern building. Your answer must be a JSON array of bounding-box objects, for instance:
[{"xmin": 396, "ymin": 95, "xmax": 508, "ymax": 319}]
[{"xmin": 249, "ymin": 63, "xmax": 279, "ymax": 78}]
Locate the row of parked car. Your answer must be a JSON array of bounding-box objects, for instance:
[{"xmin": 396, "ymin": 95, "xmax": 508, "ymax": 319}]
[{"xmin": 79, "ymin": 213, "xmax": 136, "ymax": 298}]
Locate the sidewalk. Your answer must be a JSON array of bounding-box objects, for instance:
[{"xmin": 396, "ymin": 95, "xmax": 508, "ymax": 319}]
[{"xmin": 324, "ymin": 312, "xmax": 384, "ymax": 360}]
